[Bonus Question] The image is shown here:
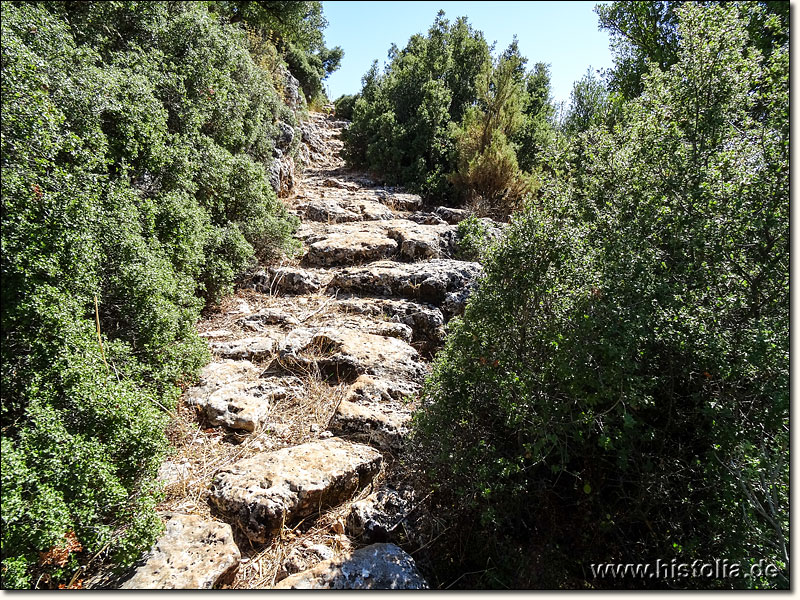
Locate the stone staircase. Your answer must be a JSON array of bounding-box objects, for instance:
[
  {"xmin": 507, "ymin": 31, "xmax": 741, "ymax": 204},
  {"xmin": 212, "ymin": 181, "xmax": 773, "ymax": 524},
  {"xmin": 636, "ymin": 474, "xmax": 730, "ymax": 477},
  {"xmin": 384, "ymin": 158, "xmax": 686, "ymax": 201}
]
[{"xmin": 116, "ymin": 112, "xmax": 491, "ymax": 589}]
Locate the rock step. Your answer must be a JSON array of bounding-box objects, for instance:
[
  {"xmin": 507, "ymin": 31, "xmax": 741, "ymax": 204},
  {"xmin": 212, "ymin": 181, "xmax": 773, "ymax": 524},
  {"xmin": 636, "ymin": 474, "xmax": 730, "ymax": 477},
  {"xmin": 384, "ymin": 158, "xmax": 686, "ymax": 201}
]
[
  {"xmin": 299, "ymin": 219, "xmax": 457, "ymax": 266},
  {"xmin": 329, "ymin": 259, "xmax": 483, "ymax": 317},
  {"xmin": 275, "ymin": 325, "xmax": 426, "ymax": 385},
  {"xmin": 209, "ymin": 438, "xmax": 382, "ymax": 543},
  {"xmin": 273, "ymin": 543, "xmax": 427, "ymax": 589},
  {"xmin": 120, "ymin": 514, "xmax": 240, "ymax": 589}
]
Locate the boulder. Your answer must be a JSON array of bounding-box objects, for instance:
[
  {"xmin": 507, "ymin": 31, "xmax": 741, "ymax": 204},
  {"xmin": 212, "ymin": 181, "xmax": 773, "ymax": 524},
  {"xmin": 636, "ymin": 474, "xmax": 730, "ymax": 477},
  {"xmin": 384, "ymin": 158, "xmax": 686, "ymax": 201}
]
[
  {"xmin": 209, "ymin": 438, "xmax": 382, "ymax": 543},
  {"xmin": 120, "ymin": 514, "xmax": 240, "ymax": 589},
  {"xmin": 281, "ymin": 67, "xmax": 303, "ymax": 111},
  {"xmin": 268, "ymin": 155, "xmax": 295, "ymax": 197},
  {"xmin": 276, "ymin": 121, "xmax": 295, "ymax": 151},
  {"xmin": 408, "ymin": 212, "xmax": 447, "ymax": 225},
  {"xmin": 299, "ymin": 219, "xmax": 456, "ymax": 266},
  {"xmin": 273, "ymin": 543, "xmax": 427, "ymax": 589},
  {"xmin": 304, "ymin": 231, "xmax": 398, "ymax": 266},
  {"xmin": 277, "ymin": 541, "xmax": 336, "ymax": 582},
  {"xmin": 386, "ymin": 222, "xmax": 456, "ymax": 260},
  {"xmin": 298, "ymin": 199, "xmax": 362, "ymax": 223},
  {"xmin": 297, "ymin": 196, "xmax": 395, "ymax": 223},
  {"xmin": 433, "ymin": 206, "xmax": 470, "ymax": 224},
  {"xmin": 373, "ymin": 190, "xmax": 423, "ymax": 211},
  {"xmin": 192, "ymin": 359, "xmax": 261, "ymax": 387}
]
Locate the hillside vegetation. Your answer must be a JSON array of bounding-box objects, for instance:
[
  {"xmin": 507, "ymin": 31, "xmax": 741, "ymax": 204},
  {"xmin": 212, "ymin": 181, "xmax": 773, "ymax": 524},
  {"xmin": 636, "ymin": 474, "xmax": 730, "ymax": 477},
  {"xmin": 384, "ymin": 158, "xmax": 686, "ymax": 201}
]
[
  {"xmin": 340, "ymin": 1, "xmax": 788, "ymax": 589},
  {"xmin": 1, "ymin": 1, "xmax": 338, "ymax": 588}
]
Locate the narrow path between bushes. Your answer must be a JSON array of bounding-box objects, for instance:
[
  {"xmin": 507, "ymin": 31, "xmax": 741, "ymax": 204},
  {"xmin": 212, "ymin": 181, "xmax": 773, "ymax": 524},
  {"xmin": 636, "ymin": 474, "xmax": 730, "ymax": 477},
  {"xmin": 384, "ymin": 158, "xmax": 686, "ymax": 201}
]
[{"xmin": 105, "ymin": 112, "xmax": 491, "ymax": 589}]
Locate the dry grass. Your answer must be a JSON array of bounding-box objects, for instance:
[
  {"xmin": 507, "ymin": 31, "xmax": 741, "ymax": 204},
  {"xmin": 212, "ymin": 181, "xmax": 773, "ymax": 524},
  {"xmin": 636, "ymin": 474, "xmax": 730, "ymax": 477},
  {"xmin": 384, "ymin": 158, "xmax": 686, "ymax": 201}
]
[{"xmin": 157, "ymin": 363, "xmax": 350, "ymax": 518}]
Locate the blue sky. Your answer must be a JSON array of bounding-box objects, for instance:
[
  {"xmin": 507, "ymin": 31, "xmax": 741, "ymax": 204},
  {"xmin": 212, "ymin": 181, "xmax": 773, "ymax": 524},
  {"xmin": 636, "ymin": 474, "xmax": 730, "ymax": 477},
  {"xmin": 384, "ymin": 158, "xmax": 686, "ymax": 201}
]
[{"xmin": 320, "ymin": 1, "xmax": 615, "ymax": 110}]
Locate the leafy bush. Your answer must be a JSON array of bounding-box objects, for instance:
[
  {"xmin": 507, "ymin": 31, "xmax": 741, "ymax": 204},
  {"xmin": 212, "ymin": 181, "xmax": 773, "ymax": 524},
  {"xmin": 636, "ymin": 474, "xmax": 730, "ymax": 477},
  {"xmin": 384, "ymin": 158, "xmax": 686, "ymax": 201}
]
[
  {"xmin": 333, "ymin": 93, "xmax": 358, "ymax": 120},
  {"xmin": 343, "ymin": 13, "xmax": 554, "ymax": 209},
  {"xmin": 453, "ymin": 215, "xmax": 491, "ymax": 262},
  {"xmin": 412, "ymin": 2, "xmax": 787, "ymax": 589},
  {"xmin": 1, "ymin": 1, "xmax": 308, "ymax": 587}
]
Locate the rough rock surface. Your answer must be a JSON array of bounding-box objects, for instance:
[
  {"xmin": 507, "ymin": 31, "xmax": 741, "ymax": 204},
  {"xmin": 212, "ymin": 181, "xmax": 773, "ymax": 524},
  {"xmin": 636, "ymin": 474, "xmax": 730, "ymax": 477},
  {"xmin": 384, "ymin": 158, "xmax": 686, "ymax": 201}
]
[
  {"xmin": 188, "ymin": 376, "xmax": 303, "ymax": 432},
  {"xmin": 276, "ymin": 326, "xmax": 426, "ymax": 385},
  {"xmin": 330, "ymin": 400, "xmax": 409, "ymax": 451},
  {"xmin": 209, "ymin": 438, "xmax": 382, "ymax": 542},
  {"xmin": 329, "ymin": 259, "xmax": 483, "ymax": 306},
  {"xmin": 210, "ymin": 336, "xmax": 276, "ymax": 361},
  {"xmin": 337, "ymin": 297, "xmax": 445, "ymax": 347},
  {"xmin": 249, "ymin": 266, "xmax": 326, "ymax": 295},
  {"xmin": 274, "ymin": 543, "xmax": 427, "ymax": 589},
  {"xmin": 434, "ymin": 205, "xmax": 470, "ymax": 224},
  {"xmin": 346, "ymin": 487, "xmax": 416, "ymax": 543},
  {"xmin": 120, "ymin": 514, "xmax": 240, "ymax": 589},
  {"xmin": 299, "ymin": 219, "xmax": 457, "ymax": 265}
]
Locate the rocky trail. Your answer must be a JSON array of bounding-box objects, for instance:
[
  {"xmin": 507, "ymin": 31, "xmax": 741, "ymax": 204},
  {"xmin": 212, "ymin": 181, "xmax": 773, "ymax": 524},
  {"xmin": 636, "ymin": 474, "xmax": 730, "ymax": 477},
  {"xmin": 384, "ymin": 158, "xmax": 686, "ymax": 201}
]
[{"xmin": 103, "ymin": 112, "xmax": 494, "ymax": 589}]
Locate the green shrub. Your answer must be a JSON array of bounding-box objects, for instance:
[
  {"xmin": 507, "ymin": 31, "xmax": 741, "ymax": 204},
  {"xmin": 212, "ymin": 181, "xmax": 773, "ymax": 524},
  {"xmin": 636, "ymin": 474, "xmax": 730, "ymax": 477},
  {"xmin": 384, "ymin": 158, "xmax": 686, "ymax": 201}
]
[
  {"xmin": 333, "ymin": 93, "xmax": 358, "ymax": 120},
  {"xmin": 343, "ymin": 12, "xmax": 492, "ymax": 201},
  {"xmin": 453, "ymin": 215, "xmax": 490, "ymax": 262},
  {"xmin": 412, "ymin": 2, "xmax": 787, "ymax": 589},
  {"xmin": 1, "ymin": 1, "xmax": 308, "ymax": 587},
  {"xmin": 343, "ymin": 13, "xmax": 554, "ymax": 208}
]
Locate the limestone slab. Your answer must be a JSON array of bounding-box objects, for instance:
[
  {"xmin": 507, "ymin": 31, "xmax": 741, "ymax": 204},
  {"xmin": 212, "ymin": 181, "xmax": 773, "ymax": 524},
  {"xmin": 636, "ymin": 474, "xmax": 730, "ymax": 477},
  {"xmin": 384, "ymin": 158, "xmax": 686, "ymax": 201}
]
[
  {"xmin": 120, "ymin": 514, "xmax": 240, "ymax": 589},
  {"xmin": 209, "ymin": 438, "xmax": 382, "ymax": 543}
]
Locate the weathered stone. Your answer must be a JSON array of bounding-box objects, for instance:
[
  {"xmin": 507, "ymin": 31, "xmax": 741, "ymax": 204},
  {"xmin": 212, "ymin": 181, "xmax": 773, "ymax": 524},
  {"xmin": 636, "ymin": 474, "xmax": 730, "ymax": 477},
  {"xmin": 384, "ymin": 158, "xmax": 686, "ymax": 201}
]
[
  {"xmin": 193, "ymin": 359, "xmax": 261, "ymax": 387},
  {"xmin": 273, "ymin": 543, "xmax": 427, "ymax": 589},
  {"xmin": 120, "ymin": 514, "xmax": 240, "ymax": 589},
  {"xmin": 276, "ymin": 121, "xmax": 295, "ymax": 150},
  {"xmin": 297, "ymin": 196, "xmax": 395, "ymax": 223},
  {"xmin": 251, "ymin": 266, "xmax": 324, "ymax": 295},
  {"xmin": 386, "ymin": 222, "xmax": 456, "ymax": 260},
  {"xmin": 187, "ymin": 377, "xmax": 303, "ymax": 432},
  {"xmin": 236, "ymin": 309, "xmax": 299, "ymax": 331},
  {"xmin": 433, "ymin": 206, "xmax": 469, "ymax": 224},
  {"xmin": 277, "ymin": 541, "xmax": 336, "ymax": 581},
  {"xmin": 353, "ymin": 197, "xmax": 396, "ymax": 221},
  {"xmin": 268, "ymin": 155, "xmax": 295, "ymax": 198},
  {"xmin": 442, "ymin": 285, "xmax": 478, "ymax": 319},
  {"xmin": 209, "ymin": 438, "xmax": 382, "ymax": 542},
  {"xmin": 329, "ymin": 259, "xmax": 483, "ymax": 305},
  {"xmin": 337, "ymin": 298, "xmax": 445, "ymax": 347},
  {"xmin": 299, "ymin": 199, "xmax": 362, "ymax": 223},
  {"xmin": 366, "ymin": 322, "xmax": 413, "ymax": 343},
  {"xmin": 330, "ymin": 400, "xmax": 409, "ymax": 451},
  {"xmin": 408, "ymin": 212, "xmax": 447, "ymax": 225},
  {"xmin": 281, "ymin": 67, "xmax": 303, "ymax": 111},
  {"xmin": 346, "ymin": 374, "xmax": 418, "ymax": 404},
  {"xmin": 323, "ymin": 178, "xmax": 359, "ymax": 191},
  {"xmin": 346, "ymin": 487, "xmax": 415, "ymax": 543},
  {"xmin": 305, "ymin": 231, "xmax": 398, "ymax": 266},
  {"xmin": 373, "ymin": 190, "xmax": 423, "ymax": 211},
  {"xmin": 276, "ymin": 326, "xmax": 425, "ymax": 384},
  {"xmin": 210, "ymin": 337, "xmax": 276, "ymax": 361},
  {"xmin": 298, "ymin": 219, "xmax": 456, "ymax": 265}
]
